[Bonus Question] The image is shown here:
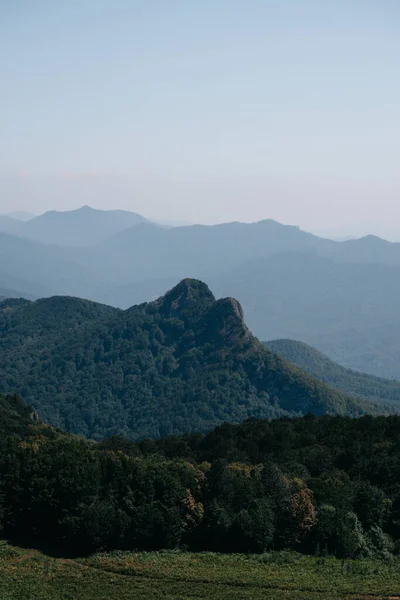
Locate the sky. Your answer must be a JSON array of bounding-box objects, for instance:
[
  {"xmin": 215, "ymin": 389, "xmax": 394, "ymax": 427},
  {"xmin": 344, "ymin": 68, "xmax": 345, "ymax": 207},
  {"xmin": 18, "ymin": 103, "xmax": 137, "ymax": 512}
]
[{"xmin": 1, "ymin": 0, "xmax": 400, "ymax": 236}]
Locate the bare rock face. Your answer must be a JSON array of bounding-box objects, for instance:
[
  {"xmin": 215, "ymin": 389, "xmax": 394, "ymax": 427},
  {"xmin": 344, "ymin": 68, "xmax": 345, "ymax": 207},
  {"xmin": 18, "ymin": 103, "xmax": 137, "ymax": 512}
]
[
  {"xmin": 157, "ymin": 279, "xmax": 249, "ymax": 346},
  {"xmin": 198, "ymin": 296, "xmax": 250, "ymax": 347}
]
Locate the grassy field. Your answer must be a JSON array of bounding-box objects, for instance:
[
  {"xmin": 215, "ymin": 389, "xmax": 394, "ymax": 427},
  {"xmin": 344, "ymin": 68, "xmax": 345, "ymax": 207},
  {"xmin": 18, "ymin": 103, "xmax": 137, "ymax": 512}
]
[{"xmin": 1, "ymin": 543, "xmax": 400, "ymax": 600}]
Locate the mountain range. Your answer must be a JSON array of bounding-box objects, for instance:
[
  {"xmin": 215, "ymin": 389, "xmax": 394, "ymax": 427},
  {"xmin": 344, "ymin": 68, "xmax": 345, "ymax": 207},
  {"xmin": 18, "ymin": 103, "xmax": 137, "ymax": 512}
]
[
  {"xmin": 1, "ymin": 205, "xmax": 400, "ymax": 378},
  {"xmin": 0, "ymin": 279, "xmax": 384, "ymax": 441}
]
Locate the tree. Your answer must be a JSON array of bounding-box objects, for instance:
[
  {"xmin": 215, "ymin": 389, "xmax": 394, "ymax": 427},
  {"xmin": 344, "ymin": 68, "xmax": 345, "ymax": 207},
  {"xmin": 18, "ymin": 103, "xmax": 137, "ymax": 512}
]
[
  {"xmin": 336, "ymin": 511, "xmax": 371, "ymax": 558},
  {"xmin": 315, "ymin": 504, "xmax": 336, "ymax": 555}
]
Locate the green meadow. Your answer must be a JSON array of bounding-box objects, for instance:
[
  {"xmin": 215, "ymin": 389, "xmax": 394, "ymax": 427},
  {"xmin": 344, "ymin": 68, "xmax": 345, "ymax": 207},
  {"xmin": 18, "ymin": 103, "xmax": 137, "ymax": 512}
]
[{"xmin": 1, "ymin": 544, "xmax": 400, "ymax": 600}]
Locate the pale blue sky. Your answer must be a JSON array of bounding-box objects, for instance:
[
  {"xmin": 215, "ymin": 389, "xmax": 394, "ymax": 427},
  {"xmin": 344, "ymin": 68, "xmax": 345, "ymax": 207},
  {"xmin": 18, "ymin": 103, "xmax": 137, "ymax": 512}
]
[{"xmin": 1, "ymin": 1, "xmax": 399, "ymax": 234}]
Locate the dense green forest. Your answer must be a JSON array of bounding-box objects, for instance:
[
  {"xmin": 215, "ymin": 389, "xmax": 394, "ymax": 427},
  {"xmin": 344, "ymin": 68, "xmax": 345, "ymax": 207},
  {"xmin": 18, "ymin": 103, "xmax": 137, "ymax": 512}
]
[
  {"xmin": 1, "ymin": 392, "xmax": 400, "ymax": 560},
  {"xmin": 0, "ymin": 279, "xmax": 381, "ymax": 441},
  {"xmin": 265, "ymin": 339, "xmax": 400, "ymax": 406}
]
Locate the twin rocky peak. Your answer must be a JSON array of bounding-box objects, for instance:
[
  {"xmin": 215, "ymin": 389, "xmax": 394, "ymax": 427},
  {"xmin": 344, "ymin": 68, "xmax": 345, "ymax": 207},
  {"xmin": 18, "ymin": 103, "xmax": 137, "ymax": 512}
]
[{"xmin": 157, "ymin": 278, "xmax": 248, "ymax": 342}]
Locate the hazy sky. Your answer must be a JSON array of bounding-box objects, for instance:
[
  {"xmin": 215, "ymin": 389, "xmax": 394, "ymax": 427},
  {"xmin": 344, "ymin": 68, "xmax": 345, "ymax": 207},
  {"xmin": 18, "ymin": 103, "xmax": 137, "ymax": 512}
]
[{"xmin": 1, "ymin": 1, "xmax": 399, "ymax": 235}]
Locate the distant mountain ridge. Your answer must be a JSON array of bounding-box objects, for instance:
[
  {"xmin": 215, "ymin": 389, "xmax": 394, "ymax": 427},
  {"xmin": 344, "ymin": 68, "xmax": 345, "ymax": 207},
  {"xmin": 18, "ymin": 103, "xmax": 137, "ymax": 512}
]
[
  {"xmin": 0, "ymin": 205, "xmax": 152, "ymax": 246},
  {"xmin": 0, "ymin": 279, "xmax": 386, "ymax": 441}
]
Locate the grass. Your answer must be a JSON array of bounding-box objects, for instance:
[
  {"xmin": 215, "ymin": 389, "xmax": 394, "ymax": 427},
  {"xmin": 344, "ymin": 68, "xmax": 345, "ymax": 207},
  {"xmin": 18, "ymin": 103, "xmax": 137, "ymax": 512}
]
[{"xmin": 1, "ymin": 543, "xmax": 400, "ymax": 600}]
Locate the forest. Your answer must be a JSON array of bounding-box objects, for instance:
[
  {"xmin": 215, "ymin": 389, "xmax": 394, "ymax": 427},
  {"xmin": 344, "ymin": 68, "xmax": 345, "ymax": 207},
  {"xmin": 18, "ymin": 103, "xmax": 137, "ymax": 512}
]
[{"xmin": 1, "ymin": 392, "xmax": 400, "ymax": 560}]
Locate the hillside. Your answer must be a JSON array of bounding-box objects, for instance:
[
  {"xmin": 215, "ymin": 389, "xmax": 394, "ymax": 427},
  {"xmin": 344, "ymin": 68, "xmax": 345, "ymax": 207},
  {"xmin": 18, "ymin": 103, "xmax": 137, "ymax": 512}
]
[
  {"xmin": 0, "ymin": 284, "xmax": 37, "ymax": 301},
  {"xmin": 0, "ymin": 215, "xmax": 24, "ymax": 236},
  {"xmin": 0, "ymin": 265, "xmax": 55, "ymax": 300},
  {"xmin": 330, "ymin": 234, "xmax": 400, "ymax": 266},
  {"xmin": 0, "ymin": 279, "xmax": 382, "ymax": 440},
  {"xmin": 0, "ymin": 393, "xmax": 34, "ymax": 436},
  {"xmin": 0, "ymin": 231, "xmax": 103, "ymax": 298},
  {"xmin": 265, "ymin": 339, "xmax": 400, "ymax": 406}
]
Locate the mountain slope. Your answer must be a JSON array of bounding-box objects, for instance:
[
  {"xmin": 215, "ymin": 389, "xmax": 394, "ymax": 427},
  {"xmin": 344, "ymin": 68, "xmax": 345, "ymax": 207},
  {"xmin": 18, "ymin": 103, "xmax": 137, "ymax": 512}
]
[
  {"xmin": 0, "ymin": 268, "xmax": 51, "ymax": 299},
  {"xmin": 328, "ymin": 235, "xmax": 400, "ymax": 266},
  {"xmin": 265, "ymin": 339, "xmax": 400, "ymax": 406},
  {"xmin": 0, "ymin": 279, "xmax": 383, "ymax": 441},
  {"xmin": 0, "ymin": 232, "xmax": 105, "ymax": 298},
  {"xmin": 0, "ymin": 393, "xmax": 34, "ymax": 437},
  {"xmin": 0, "ymin": 215, "xmax": 24, "ymax": 236}
]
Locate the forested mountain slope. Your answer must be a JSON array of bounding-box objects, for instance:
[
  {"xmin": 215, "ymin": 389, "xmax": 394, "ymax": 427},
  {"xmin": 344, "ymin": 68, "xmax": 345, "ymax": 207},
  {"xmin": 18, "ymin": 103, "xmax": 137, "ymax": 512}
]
[
  {"xmin": 0, "ymin": 279, "xmax": 382, "ymax": 440},
  {"xmin": 265, "ymin": 339, "xmax": 400, "ymax": 406}
]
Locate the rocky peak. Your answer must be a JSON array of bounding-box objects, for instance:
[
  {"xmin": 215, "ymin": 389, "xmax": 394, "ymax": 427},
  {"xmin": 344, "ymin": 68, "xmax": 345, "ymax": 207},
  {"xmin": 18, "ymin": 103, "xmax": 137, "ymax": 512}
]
[{"xmin": 158, "ymin": 278, "xmax": 215, "ymax": 323}]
